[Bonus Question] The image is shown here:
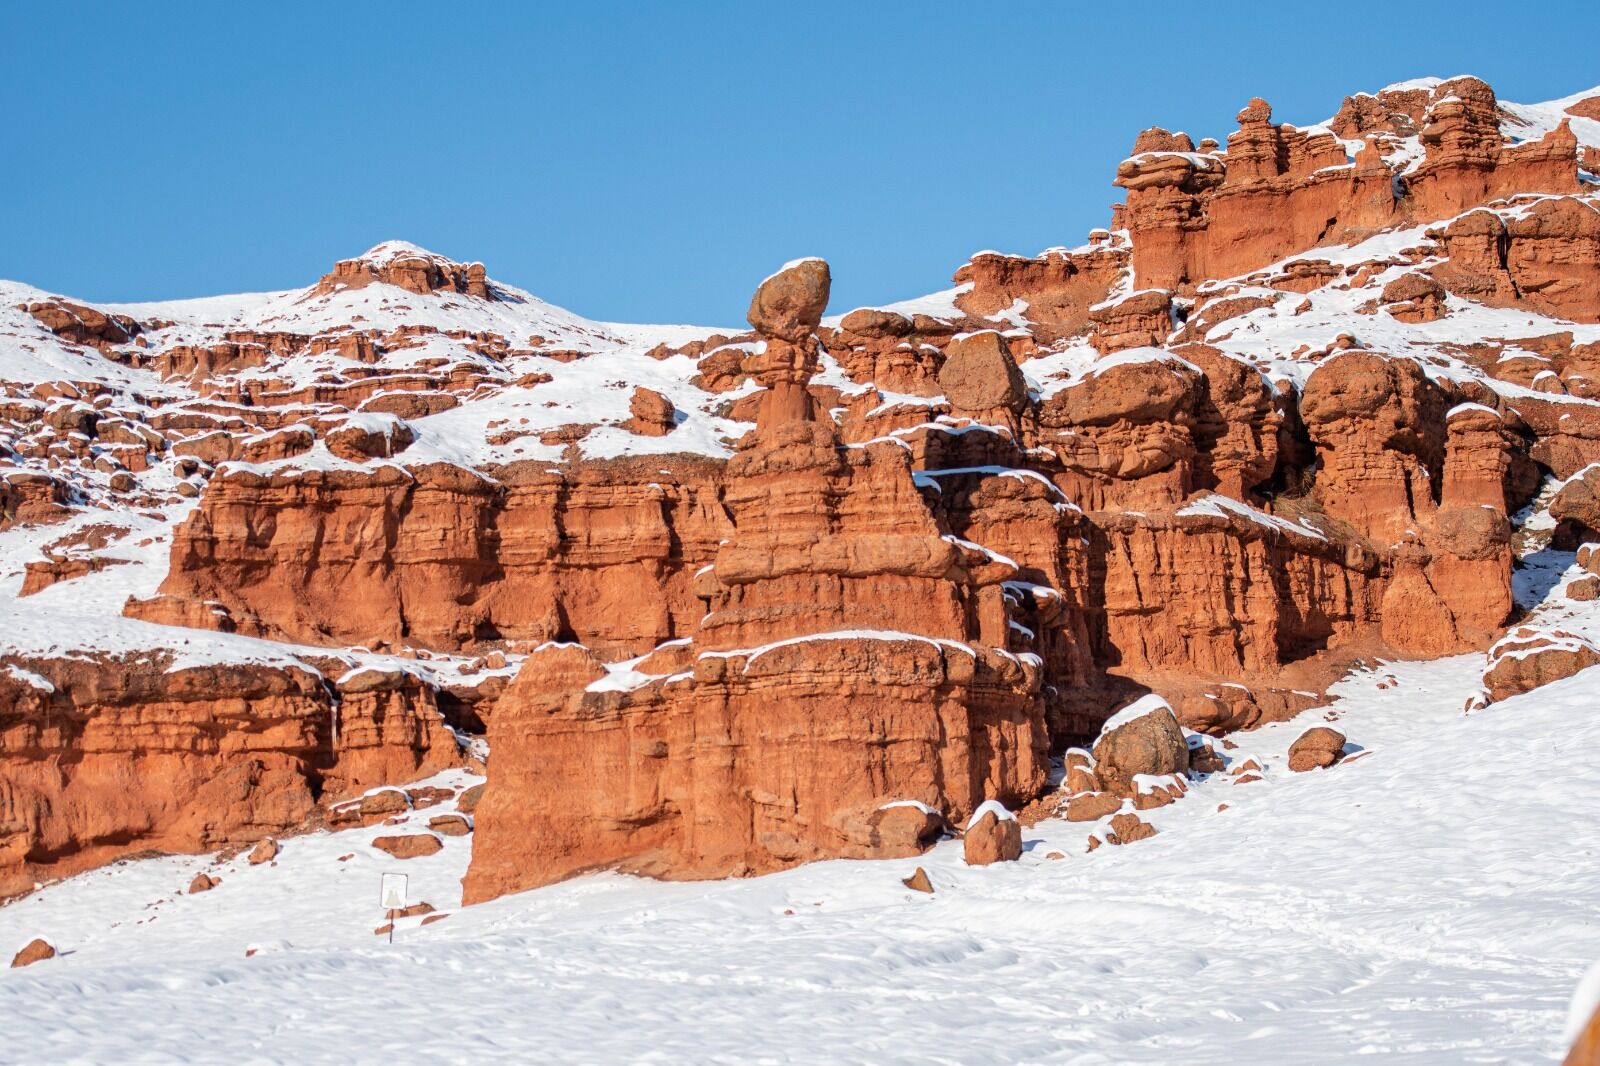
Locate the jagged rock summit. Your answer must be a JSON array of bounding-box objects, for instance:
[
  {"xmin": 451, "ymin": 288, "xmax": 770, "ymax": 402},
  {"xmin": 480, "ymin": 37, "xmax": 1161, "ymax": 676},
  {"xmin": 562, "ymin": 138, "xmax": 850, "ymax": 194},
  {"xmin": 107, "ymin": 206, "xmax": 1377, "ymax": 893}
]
[{"xmin": 2, "ymin": 74, "xmax": 1600, "ymax": 905}]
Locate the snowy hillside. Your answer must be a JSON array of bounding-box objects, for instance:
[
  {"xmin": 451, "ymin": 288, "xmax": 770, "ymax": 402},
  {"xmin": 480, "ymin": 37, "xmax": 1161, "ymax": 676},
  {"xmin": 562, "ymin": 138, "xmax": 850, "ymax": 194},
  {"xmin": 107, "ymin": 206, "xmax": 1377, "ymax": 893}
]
[
  {"xmin": 5, "ymin": 71, "xmax": 1600, "ymax": 1066},
  {"xmin": 2, "ymin": 582, "xmax": 1597, "ymax": 1062}
]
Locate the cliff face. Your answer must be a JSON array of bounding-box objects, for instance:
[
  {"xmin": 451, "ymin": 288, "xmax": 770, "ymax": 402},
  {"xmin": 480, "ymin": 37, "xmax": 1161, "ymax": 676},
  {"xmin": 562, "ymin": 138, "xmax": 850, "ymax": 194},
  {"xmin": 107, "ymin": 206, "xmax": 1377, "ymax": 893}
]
[
  {"xmin": 142, "ymin": 458, "xmax": 729, "ymax": 658},
  {"xmin": 2, "ymin": 74, "xmax": 1600, "ymax": 899},
  {"xmin": 0, "ymin": 654, "xmax": 464, "ymax": 899},
  {"xmin": 1112, "ymin": 78, "xmax": 1583, "ymax": 293}
]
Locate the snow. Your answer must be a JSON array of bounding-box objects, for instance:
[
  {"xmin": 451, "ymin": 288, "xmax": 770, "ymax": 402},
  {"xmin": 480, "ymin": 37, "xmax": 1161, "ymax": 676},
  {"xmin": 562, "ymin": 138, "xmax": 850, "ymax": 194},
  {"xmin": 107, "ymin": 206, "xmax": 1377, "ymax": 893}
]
[
  {"xmin": 880, "ymin": 800, "xmax": 941, "ymax": 816},
  {"xmin": 965, "ymin": 799, "xmax": 1018, "ymax": 828},
  {"xmin": 821, "ymin": 284, "xmax": 970, "ymax": 327},
  {"xmin": 698, "ymin": 629, "xmax": 978, "ymax": 669},
  {"xmin": 1176, "ymin": 493, "xmax": 1326, "ymax": 541},
  {"xmin": 3, "ymin": 632, "xmax": 1597, "ymax": 1062},
  {"xmin": 1099, "ymin": 692, "xmax": 1174, "ymax": 734},
  {"xmin": 1569, "ymin": 957, "xmax": 1600, "ymax": 1043}
]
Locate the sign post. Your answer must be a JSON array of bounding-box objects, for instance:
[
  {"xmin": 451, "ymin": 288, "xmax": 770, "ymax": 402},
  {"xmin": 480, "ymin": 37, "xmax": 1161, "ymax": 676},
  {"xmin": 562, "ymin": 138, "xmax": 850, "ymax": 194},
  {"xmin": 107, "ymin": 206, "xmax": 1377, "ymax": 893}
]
[{"xmin": 379, "ymin": 873, "xmax": 407, "ymax": 945}]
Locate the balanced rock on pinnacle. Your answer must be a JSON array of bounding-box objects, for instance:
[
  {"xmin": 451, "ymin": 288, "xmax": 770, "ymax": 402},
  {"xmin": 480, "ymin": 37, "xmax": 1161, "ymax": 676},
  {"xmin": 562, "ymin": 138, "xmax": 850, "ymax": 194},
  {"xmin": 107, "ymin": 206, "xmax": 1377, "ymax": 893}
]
[{"xmin": 746, "ymin": 258, "xmax": 830, "ymax": 342}]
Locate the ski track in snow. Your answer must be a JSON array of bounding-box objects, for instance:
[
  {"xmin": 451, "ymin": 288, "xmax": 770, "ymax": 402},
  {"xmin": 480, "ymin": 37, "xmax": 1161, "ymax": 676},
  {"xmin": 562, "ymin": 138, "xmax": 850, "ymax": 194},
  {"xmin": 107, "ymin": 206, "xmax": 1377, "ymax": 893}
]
[{"xmin": 2, "ymin": 640, "xmax": 1597, "ymax": 1063}]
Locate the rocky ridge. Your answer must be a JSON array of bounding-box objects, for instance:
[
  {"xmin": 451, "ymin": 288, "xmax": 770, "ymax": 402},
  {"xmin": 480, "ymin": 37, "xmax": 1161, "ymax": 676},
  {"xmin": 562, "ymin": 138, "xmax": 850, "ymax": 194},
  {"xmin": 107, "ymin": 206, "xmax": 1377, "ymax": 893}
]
[{"xmin": 1, "ymin": 76, "xmax": 1599, "ymax": 901}]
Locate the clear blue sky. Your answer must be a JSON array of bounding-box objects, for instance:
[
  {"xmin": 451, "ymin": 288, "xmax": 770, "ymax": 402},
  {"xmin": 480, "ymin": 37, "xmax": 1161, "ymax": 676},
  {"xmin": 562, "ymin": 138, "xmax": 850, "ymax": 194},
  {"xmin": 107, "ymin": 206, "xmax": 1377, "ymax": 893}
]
[{"xmin": 4, "ymin": 1, "xmax": 1596, "ymax": 326}]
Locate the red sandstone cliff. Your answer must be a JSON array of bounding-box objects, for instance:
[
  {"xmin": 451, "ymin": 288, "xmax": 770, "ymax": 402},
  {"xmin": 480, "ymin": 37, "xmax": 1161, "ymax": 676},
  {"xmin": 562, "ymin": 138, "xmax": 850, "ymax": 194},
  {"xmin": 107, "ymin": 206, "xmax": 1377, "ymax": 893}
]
[{"xmin": 2, "ymin": 74, "xmax": 1600, "ymax": 900}]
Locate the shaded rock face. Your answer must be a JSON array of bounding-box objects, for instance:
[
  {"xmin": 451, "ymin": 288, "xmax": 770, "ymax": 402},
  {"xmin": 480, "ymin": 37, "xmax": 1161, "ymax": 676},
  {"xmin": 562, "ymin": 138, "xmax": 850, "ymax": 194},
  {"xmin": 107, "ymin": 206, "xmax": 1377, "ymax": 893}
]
[{"xmin": 0, "ymin": 654, "xmax": 460, "ymax": 900}]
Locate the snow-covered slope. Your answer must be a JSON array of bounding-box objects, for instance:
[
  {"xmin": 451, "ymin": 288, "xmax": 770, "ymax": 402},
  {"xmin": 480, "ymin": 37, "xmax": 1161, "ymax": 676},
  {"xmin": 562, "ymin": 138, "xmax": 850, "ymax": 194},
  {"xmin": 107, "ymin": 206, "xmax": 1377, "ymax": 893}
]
[{"xmin": 2, "ymin": 570, "xmax": 1596, "ymax": 1063}]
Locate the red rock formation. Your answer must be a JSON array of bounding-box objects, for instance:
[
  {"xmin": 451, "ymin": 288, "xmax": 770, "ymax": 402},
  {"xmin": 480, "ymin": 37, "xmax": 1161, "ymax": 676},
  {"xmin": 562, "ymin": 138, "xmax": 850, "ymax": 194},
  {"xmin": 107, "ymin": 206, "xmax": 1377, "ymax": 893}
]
[
  {"xmin": 962, "ymin": 803, "xmax": 1022, "ymax": 865},
  {"xmin": 313, "ymin": 243, "xmax": 495, "ymax": 300},
  {"xmin": 13, "ymin": 75, "xmax": 1597, "ymax": 903},
  {"xmin": 953, "ymin": 238, "xmax": 1127, "ymax": 341},
  {"xmin": 0, "ymin": 653, "xmax": 460, "ymax": 900},
  {"xmin": 1090, "ymin": 697, "xmax": 1190, "ymax": 795},
  {"xmin": 623, "ymin": 387, "xmax": 677, "ymax": 436},
  {"xmin": 139, "ymin": 457, "xmax": 731, "ymax": 658},
  {"xmin": 1480, "ymin": 629, "xmax": 1600, "ymax": 704},
  {"xmin": 463, "ymin": 260, "xmax": 1052, "ymax": 901},
  {"xmin": 1287, "ymin": 727, "xmax": 1346, "ymax": 771},
  {"xmin": 1117, "ymin": 79, "xmax": 1581, "ymax": 292},
  {"xmin": 21, "ymin": 299, "xmax": 142, "ymax": 350},
  {"xmin": 1088, "ymin": 290, "xmax": 1173, "ymax": 354},
  {"xmin": 1433, "ymin": 199, "xmax": 1600, "ymax": 322},
  {"xmin": 372, "ymin": 834, "xmax": 443, "ymax": 859},
  {"xmin": 10, "ymin": 938, "xmax": 55, "ymax": 968}
]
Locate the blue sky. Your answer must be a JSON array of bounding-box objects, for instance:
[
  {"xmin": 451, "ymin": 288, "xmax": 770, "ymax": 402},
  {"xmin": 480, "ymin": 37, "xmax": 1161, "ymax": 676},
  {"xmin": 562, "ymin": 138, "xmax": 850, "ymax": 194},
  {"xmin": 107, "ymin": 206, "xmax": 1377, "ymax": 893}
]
[{"xmin": 4, "ymin": 1, "xmax": 1596, "ymax": 326}]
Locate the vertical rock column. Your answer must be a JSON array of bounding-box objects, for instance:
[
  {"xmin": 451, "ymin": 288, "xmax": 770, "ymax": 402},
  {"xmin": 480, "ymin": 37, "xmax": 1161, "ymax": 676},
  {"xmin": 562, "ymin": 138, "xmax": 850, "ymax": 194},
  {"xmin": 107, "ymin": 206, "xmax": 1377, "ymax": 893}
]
[{"xmin": 463, "ymin": 260, "xmax": 1051, "ymax": 903}]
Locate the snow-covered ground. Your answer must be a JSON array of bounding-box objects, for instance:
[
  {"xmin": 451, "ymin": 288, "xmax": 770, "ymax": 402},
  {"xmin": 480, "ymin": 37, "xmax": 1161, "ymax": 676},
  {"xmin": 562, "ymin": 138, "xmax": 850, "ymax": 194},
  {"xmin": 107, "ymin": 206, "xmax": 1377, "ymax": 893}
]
[{"xmin": 4, "ymin": 602, "xmax": 1597, "ymax": 1063}]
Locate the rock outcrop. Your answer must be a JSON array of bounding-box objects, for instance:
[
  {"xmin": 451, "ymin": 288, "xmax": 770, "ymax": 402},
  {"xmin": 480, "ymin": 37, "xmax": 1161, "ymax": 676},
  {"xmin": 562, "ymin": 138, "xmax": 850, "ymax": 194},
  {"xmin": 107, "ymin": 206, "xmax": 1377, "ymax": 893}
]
[
  {"xmin": 0, "ymin": 652, "xmax": 461, "ymax": 900},
  {"xmin": 1480, "ymin": 629, "xmax": 1600, "ymax": 704},
  {"xmin": 462, "ymin": 260, "xmax": 1052, "ymax": 901},
  {"xmin": 5, "ymin": 73, "xmax": 1599, "ymax": 903}
]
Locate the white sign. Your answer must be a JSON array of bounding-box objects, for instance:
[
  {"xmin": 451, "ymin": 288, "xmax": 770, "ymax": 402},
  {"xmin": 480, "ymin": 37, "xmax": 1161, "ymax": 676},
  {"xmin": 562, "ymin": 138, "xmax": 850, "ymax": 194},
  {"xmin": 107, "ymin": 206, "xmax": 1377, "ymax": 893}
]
[{"xmin": 380, "ymin": 872, "xmax": 408, "ymax": 911}]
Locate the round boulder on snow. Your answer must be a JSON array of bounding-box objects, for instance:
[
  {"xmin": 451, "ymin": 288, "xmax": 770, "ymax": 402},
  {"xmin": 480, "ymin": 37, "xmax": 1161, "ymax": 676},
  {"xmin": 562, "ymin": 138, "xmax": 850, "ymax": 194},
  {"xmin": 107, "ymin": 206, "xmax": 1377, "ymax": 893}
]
[
  {"xmin": 962, "ymin": 800, "xmax": 1022, "ymax": 866},
  {"xmin": 1092, "ymin": 695, "xmax": 1190, "ymax": 796},
  {"xmin": 1287, "ymin": 727, "xmax": 1347, "ymax": 772}
]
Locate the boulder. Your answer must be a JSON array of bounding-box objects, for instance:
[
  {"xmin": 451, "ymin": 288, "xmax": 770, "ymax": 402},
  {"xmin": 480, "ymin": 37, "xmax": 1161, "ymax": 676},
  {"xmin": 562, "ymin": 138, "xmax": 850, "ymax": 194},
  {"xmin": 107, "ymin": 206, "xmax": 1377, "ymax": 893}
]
[
  {"xmin": 1108, "ymin": 812, "xmax": 1157, "ymax": 844},
  {"xmin": 358, "ymin": 789, "xmax": 410, "ymax": 818},
  {"xmin": 405, "ymin": 786, "xmax": 455, "ymax": 810},
  {"xmin": 1063, "ymin": 748, "xmax": 1099, "ymax": 794},
  {"xmin": 1064, "ymin": 791, "xmax": 1122, "ymax": 822},
  {"xmin": 962, "ymin": 801, "xmax": 1022, "ymax": 866},
  {"xmin": 937, "ymin": 331, "xmax": 1027, "ymax": 413},
  {"xmin": 1482, "ymin": 629, "xmax": 1600, "ymax": 703},
  {"xmin": 457, "ymin": 783, "xmax": 486, "ymax": 814},
  {"xmin": 839, "ymin": 307, "xmax": 913, "ymax": 338},
  {"xmin": 1381, "ymin": 273, "xmax": 1448, "ymax": 322},
  {"xmin": 1553, "ymin": 467, "xmax": 1600, "ymax": 546},
  {"xmin": 188, "ymin": 873, "xmax": 219, "ymax": 894},
  {"xmin": 10, "ymin": 938, "xmax": 55, "ymax": 968},
  {"xmin": 902, "ymin": 867, "xmax": 934, "ymax": 893},
  {"xmin": 624, "ymin": 387, "xmax": 677, "ymax": 437},
  {"xmin": 248, "ymin": 838, "xmax": 279, "ymax": 865},
  {"xmin": 1187, "ymin": 736, "xmax": 1226, "ymax": 774},
  {"xmin": 427, "ymin": 814, "xmax": 472, "ymax": 837},
  {"xmin": 1091, "ymin": 695, "xmax": 1190, "ymax": 796},
  {"xmin": 747, "ymin": 258, "xmax": 830, "ymax": 342},
  {"xmin": 325, "ymin": 417, "xmax": 415, "ymax": 462},
  {"xmin": 1287, "ymin": 727, "xmax": 1347, "ymax": 772},
  {"xmin": 846, "ymin": 803, "xmax": 944, "ymax": 858},
  {"xmin": 372, "ymin": 834, "xmax": 443, "ymax": 860}
]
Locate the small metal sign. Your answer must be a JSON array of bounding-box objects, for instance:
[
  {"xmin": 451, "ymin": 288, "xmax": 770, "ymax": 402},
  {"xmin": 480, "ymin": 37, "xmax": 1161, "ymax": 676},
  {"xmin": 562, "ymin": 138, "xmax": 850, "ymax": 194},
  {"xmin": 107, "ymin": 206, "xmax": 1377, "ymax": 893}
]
[{"xmin": 380, "ymin": 872, "xmax": 408, "ymax": 911}]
